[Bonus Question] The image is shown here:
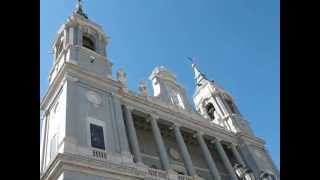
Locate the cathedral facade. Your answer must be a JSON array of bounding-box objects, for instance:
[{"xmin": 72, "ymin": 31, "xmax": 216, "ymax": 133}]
[{"xmin": 40, "ymin": 2, "xmax": 279, "ymax": 180}]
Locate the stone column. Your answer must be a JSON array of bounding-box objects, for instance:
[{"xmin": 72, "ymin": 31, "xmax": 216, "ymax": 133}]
[
  {"xmin": 112, "ymin": 96, "xmax": 133, "ymax": 163},
  {"xmin": 213, "ymin": 139, "xmax": 238, "ymax": 180},
  {"xmin": 122, "ymin": 105, "xmax": 143, "ymax": 164},
  {"xmin": 149, "ymin": 115, "xmax": 170, "ymax": 171},
  {"xmin": 172, "ymin": 124, "xmax": 197, "ymax": 176},
  {"xmin": 230, "ymin": 143, "xmax": 246, "ymax": 167},
  {"xmin": 196, "ymin": 132, "xmax": 222, "ymax": 180}
]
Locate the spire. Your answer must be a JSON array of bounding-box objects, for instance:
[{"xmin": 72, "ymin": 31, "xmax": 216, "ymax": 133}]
[
  {"xmin": 188, "ymin": 57, "xmax": 211, "ymax": 87},
  {"xmin": 75, "ymin": 0, "xmax": 88, "ymax": 19}
]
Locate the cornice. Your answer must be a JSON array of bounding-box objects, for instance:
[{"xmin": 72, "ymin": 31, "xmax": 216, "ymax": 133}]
[{"xmin": 65, "ymin": 63, "xmax": 121, "ymax": 91}]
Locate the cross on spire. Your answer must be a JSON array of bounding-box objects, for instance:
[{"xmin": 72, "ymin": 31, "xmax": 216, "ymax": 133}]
[
  {"xmin": 187, "ymin": 57, "xmax": 211, "ymax": 87},
  {"xmin": 75, "ymin": 0, "xmax": 88, "ymax": 19},
  {"xmin": 187, "ymin": 57, "xmax": 203, "ymax": 79}
]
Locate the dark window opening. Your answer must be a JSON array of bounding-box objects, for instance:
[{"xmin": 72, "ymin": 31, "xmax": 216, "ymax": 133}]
[
  {"xmin": 83, "ymin": 36, "xmax": 95, "ymax": 51},
  {"xmin": 205, "ymin": 103, "xmax": 215, "ymax": 120},
  {"xmin": 90, "ymin": 124, "xmax": 105, "ymax": 150}
]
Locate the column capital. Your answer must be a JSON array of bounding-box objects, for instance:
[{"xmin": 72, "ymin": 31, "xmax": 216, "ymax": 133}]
[
  {"xmin": 149, "ymin": 113, "xmax": 160, "ymax": 120},
  {"xmin": 230, "ymin": 142, "xmax": 239, "ymax": 148},
  {"xmin": 146, "ymin": 113, "xmax": 159, "ymax": 123},
  {"xmin": 126, "ymin": 105, "xmax": 134, "ymax": 111},
  {"xmin": 169, "ymin": 122, "xmax": 181, "ymax": 130},
  {"xmin": 193, "ymin": 131, "xmax": 204, "ymax": 138},
  {"xmin": 210, "ymin": 137, "xmax": 222, "ymax": 144},
  {"xmin": 222, "ymin": 141, "xmax": 235, "ymax": 149}
]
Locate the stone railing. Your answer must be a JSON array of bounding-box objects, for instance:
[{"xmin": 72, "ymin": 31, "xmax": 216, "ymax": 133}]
[
  {"xmin": 147, "ymin": 168, "xmax": 168, "ymax": 179},
  {"xmin": 177, "ymin": 174, "xmax": 194, "ymax": 180},
  {"xmin": 92, "ymin": 148, "xmax": 107, "ymax": 159}
]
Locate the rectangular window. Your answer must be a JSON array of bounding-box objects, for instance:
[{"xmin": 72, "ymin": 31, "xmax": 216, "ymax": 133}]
[{"xmin": 90, "ymin": 123, "xmax": 105, "ymax": 150}]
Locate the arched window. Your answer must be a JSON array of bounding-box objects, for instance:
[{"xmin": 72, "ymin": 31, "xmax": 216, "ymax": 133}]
[
  {"xmin": 205, "ymin": 103, "xmax": 215, "ymax": 120},
  {"xmin": 83, "ymin": 36, "xmax": 95, "ymax": 51}
]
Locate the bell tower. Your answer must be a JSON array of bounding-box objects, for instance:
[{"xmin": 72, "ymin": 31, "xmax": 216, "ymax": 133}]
[
  {"xmin": 49, "ymin": 0, "xmax": 112, "ymax": 85},
  {"xmin": 41, "ymin": 1, "xmax": 134, "ymax": 178},
  {"xmin": 191, "ymin": 60, "xmax": 279, "ymax": 179},
  {"xmin": 191, "ymin": 59, "xmax": 254, "ymax": 135}
]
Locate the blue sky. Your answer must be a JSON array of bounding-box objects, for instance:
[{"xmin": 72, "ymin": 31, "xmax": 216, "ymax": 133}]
[{"xmin": 41, "ymin": 0, "xmax": 279, "ymax": 169}]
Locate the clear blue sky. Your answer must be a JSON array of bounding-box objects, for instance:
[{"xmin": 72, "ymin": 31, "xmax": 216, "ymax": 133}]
[{"xmin": 41, "ymin": 0, "xmax": 279, "ymax": 169}]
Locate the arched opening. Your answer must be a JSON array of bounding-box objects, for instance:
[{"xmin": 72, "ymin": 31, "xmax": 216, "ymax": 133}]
[
  {"xmin": 82, "ymin": 35, "xmax": 95, "ymax": 51},
  {"xmin": 205, "ymin": 103, "xmax": 215, "ymax": 120}
]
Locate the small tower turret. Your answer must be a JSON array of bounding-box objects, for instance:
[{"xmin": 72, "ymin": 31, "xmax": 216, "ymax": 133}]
[{"xmin": 190, "ymin": 58, "xmax": 253, "ymax": 134}]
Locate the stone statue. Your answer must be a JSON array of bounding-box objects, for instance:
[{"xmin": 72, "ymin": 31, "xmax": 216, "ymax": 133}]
[
  {"xmin": 116, "ymin": 69, "xmax": 128, "ymax": 91},
  {"xmin": 139, "ymin": 81, "xmax": 148, "ymax": 97}
]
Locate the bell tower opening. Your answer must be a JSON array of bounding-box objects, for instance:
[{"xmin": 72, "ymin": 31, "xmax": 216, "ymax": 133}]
[
  {"xmin": 205, "ymin": 103, "xmax": 215, "ymax": 120},
  {"xmin": 82, "ymin": 35, "xmax": 95, "ymax": 51}
]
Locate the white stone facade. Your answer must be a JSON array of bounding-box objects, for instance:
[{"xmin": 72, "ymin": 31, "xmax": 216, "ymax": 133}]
[{"xmin": 40, "ymin": 3, "xmax": 279, "ymax": 180}]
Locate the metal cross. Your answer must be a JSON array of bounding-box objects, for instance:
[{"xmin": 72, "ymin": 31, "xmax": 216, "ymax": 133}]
[{"xmin": 187, "ymin": 57, "xmax": 196, "ymax": 64}]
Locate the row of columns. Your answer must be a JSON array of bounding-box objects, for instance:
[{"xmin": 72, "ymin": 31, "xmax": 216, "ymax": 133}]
[{"xmin": 121, "ymin": 104, "xmax": 247, "ymax": 180}]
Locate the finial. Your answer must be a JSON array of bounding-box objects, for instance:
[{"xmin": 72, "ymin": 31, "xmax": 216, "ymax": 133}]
[
  {"xmin": 187, "ymin": 57, "xmax": 209, "ymax": 87},
  {"xmin": 187, "ymin": 57, "xmax": 197, "ymax": 68},
  {"xmin": 75, "ymin": 0, "xmax": 88, "ymax": 19},
  {"xmin": 139, "ymin": 81, "xmax": 148, "ymax": 97},
  {"xmin": 187, "ymin": 56, "xmax": 201, "ymax": 78}
]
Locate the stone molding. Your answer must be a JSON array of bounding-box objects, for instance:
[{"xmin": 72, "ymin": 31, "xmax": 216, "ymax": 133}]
[{"xmin": 40, "ymin": 152, "xmax": 200, "ymax": 180}]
